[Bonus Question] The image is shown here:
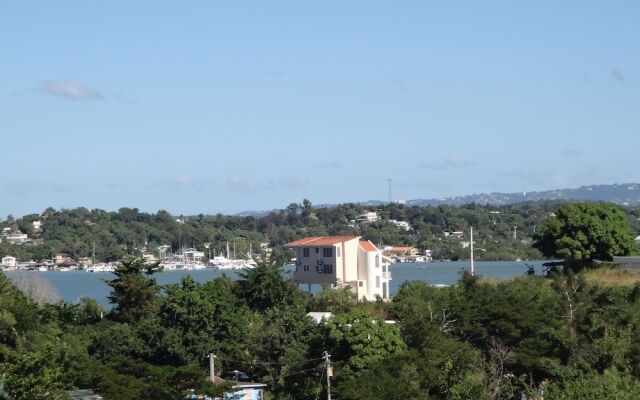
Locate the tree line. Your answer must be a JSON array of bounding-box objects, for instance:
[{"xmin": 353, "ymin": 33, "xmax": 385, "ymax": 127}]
[
  {"xmin": 3, "ymin": 255, "xmax": 640, "ymax": 399},
  {"xmin": 3, "ymin": 200, "xmax": 638, "ymax": 263}
]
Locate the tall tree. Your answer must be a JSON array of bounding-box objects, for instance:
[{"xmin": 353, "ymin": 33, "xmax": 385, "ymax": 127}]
[
  {"xmin": 236, "ymin": 259, "xmax": 302, "ymax": 311},
  {"xmin": 533, "ymin": 202, "xmax": 635, "ymax": 269},
  {"xmin": 105, "ymin": 257, "xmax": 162, "ymax": 323}
]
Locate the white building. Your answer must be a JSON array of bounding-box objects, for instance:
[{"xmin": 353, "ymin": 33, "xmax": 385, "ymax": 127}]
[
  {"xmin": 184, "ymin": 248, "xmax": 205, "ymax": 264},
  {"xmin": 354, "ymin": 212, "xmax": 379, "ymax": 223},
  {"xmin": 389, "ymin": 219, "xmax": 412, "ymax": 231},
  {"xmin": 32, "ymin": 220, "xmax": 42, "ymax": 232},
  {"xmin": 5, "ymin": 231, "xmax": 28, "ymax": 244},
  {"xmin": 287, "ymin": 236, "xmax": 392, "ymax": 301},
  {"xmin": 1, "ymin": 256, "xmax": 17, "ymax": 268}
]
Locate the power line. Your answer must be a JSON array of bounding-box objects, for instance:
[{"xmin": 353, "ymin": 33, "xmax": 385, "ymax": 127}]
[{"xmin": 213, "ymin": 354, "xmax": 325, "ymax": 367}]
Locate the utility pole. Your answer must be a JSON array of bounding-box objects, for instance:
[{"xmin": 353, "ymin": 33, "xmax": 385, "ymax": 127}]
[
  {"xmin": 209, "ymin": 353, "xmax": 216, "ymax": 383},
  {"xmin": 323, "ymin": 351, "xmax": 332, "ymax": 400},
  {"xmin": 470, "ymin": 227, "xmax": 474, "ymax": 276}
]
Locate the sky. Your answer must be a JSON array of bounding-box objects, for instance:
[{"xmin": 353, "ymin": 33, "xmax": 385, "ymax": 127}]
[{"xmin": 1, "ymin": 1, "xmax": 639, "ymax": 217}]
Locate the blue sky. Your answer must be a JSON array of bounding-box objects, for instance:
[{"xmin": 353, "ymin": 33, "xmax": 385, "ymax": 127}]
[{"xmin": 1, "ymin": 1, "xmax": 639, "ymax": 217}]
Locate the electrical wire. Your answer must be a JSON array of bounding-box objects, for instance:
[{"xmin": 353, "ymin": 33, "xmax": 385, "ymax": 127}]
[{"xmin": 214, "ymin": 354, "xmax": 325, "ymax": 367}]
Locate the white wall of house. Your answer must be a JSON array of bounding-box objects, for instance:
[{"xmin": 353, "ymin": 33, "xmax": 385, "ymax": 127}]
[
  {"xmin": 2, "ymin": 256, "xmax": 17, "ymax": 267},
  {"xmin": 291, "ymin": 237, "xmax": 391, "ymax": 301}
]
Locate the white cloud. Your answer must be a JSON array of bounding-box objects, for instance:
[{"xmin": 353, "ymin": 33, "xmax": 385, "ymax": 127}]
[{"xmin": 40, "ymin": 80, "xmax": 104, "ymax": 101}]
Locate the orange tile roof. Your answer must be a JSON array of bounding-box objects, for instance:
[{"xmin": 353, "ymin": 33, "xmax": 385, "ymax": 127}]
[
  {"xmin": 287, "ymin": 236, "xmax": 359, "ymax": 247},
  {"xmin": 359, "ymin": 240, "xmax": 378, "ymax": 252}
]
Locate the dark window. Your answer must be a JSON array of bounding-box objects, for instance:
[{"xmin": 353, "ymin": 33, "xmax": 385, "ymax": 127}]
[
  {"xmin": 303, "ymin": 248, "xmax": 310, "ymax": 257},
  {"xmin": 323, "ymin": 264, "xmax": 333, "ymax": 274},
  {"xmin": 304, "ymin": 265, "xmax": 309, "ymax": 272},
  {"xmin": 315, "ymin": 248, "xmax": 319, "ymax": 253},
  {"xmin": 323, "ymin": 248, "xmax": 333, "ymax": 257},
  {"xmin": 316, "ymin": 264, "xmax": 321, "ymax": 273},
  {"xmin": 358, "ymin": 281, "xmax": 364, "ymax": 287}
]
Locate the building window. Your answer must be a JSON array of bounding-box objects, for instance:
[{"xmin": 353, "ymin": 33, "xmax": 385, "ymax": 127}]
[
  {"xmin": 323, "ymin": 264, "xmax": 333, "ymax": 274},
  {"xmin": 303, "ymin": 248, "xmax": 309, "ymax": 257},
  {"xmin": 316, "ymin": 264, "xmax": 321, "ymax": 273},
  {"xmin": 303, "ymin": 265, "xmax": 309, "ymax": 272},
  {"xmin": 376, "ymin": 276, "xmax": 381, "ymax": 289},
  {"xmin": 323, "ymin": 248, "xmax": 333, "ymax": 257},
  {"xmin": 337, "ymin": 247, "xmax": 341, "ymax": 257},
  {"xmin": 315, "ymin": 248, "xmax": 319, "ymax": 253},
  {"xmin": 358, "ymin": 281, "xmax": 364, "ymax": 287}
]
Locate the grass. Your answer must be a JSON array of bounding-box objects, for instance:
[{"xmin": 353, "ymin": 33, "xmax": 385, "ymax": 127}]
[{"xmin": 583, "ymin": 266, "xmax": 640, "ymax": 286}]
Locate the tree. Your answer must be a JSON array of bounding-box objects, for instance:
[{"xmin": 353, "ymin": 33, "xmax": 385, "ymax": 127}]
[
  {"xmin": 105, "ymin": 257, "xmax": 162, "ymax": 323},
  {"xmin": 236, "ymin": 258, "xmax": 302, "ymax": 311},
  {"xmin": 533, "ymin": 202, "xmax": 635, "ymax": 269},
  {"xmin": 2, "ymin": 348, "xmax": 68, "ymax": 400}
]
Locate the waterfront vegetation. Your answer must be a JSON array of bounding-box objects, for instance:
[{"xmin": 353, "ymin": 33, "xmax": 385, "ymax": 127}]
[
  {"xmin": 2, "ymin": 200, "xmax": 640, "ymax": 264},
  {"xmin": 4, "ymin": 258, "xmax": 640, "ymax": 399}
]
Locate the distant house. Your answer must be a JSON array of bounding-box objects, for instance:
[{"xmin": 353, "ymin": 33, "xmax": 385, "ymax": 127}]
[
  {"xmin": 389, "ymin": 219, "xmax": 411, "ymax": 231},
  {"xmin": 32, "ymin": 220, "xmax": 42, "ymax": 232},
  {"xmin": 225, "ymin": 381, "xmax": 267, "ymax": 400},
  {"xmin": 5, "ymin": 231, "xmax": 28, "ymax": 244},
  {"xmin": 209, "ymin": 376, "xmax": 267, "ymax": 400},
  {"xmin": 1, "ymin": 256, "xmax": 17, "ymax": 268},
  {"xmin": 384, "ymin": 246, "xmax": 418, "ymax": 256},
  {"xmin": 354, "ymin": 211, "xmax": 379, "ymax": 223},
  {"xmin": 55, "ymin": 253, "xmax": 74, "ymax": 265},
  {"xmin": 141, "ymin": 250, "xmax": 158, "ymax": 264},
  {"xmin": 184, "ymin": 248, "xmax": 205, "ymax": 264},
  {"xmin": 287, "ymin": 236, "xmax": 392, "ymax": 301}
]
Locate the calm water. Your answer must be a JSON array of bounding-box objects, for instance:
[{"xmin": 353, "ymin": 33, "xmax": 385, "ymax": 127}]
[{"xmin": 5, "ymin": 261, "xmax": 547, "ymax": 307}]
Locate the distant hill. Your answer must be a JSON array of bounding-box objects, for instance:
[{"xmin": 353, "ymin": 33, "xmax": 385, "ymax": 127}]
[
  {"xmin": 235, "ymin": 184, "xmax": 640, "ymax": 217},
  {"xmin": 405, "ymin": 183, "xmax": 640, "ymax": 207}
]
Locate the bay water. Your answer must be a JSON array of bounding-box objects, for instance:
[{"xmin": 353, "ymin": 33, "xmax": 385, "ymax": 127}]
[{"xmin": 5, "ymin": 260, "xmax": 547, "ymax": 308}]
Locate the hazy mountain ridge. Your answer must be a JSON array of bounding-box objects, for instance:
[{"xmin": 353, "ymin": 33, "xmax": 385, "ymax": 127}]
[
  {"xmin": 237, "ymin": 183, "xmax": 640, "ymax": 216},
  {"xmin": 406, "ymin": 183, "xmax": 640, "ymax": 207}
]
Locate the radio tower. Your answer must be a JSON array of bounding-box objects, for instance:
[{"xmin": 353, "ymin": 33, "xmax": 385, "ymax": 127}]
[{"xmin": 388, "ymin": 178, "xmax": 393, "ymax": 204}]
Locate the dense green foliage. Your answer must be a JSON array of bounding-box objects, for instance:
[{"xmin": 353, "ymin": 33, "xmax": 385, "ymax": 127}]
[
  {"xmin": 533, "ymin": 202, "xmax": 636, "ymax": 269},
  {"xmin": 2, "ymin": 200, "xmax": 639, "ymax": 264},
  {"xmin": 0, "ymin": 201, "xmax": 583, "ymax": 263},
  {"xmin": 3, "ymin": 256, "xmax": 640, "ymax": 399}
]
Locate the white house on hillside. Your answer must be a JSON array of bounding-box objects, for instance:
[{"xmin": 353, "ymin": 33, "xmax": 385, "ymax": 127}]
[
  {"xmin": 1, "ymin": 256, "xmax": 17, "ymax": 268},
  {"xmin": 287, "ymin": 236, "xmax": 392, "ymax": 301}
]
